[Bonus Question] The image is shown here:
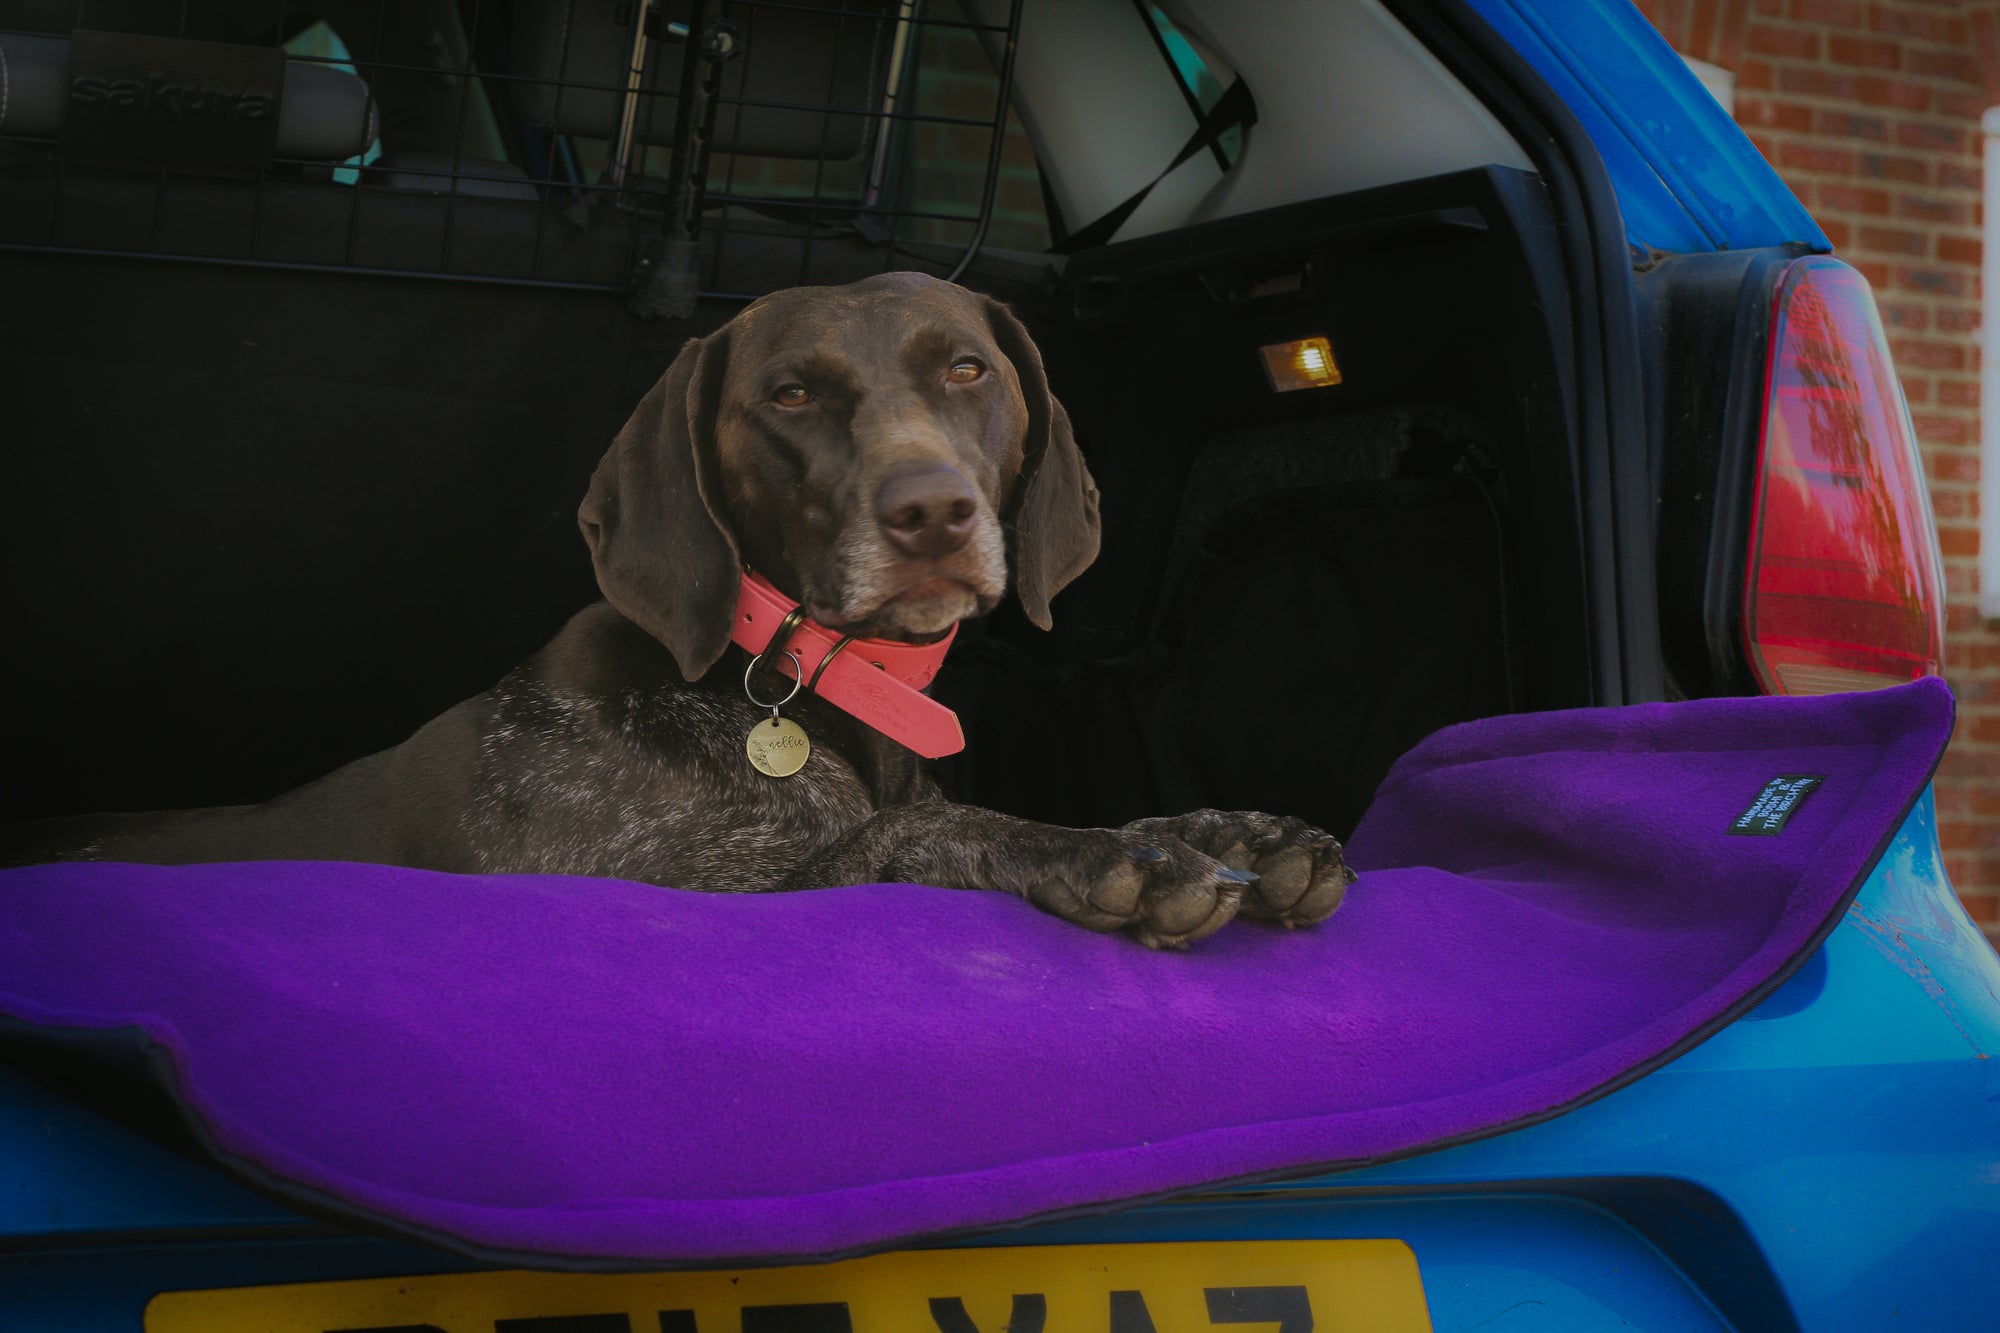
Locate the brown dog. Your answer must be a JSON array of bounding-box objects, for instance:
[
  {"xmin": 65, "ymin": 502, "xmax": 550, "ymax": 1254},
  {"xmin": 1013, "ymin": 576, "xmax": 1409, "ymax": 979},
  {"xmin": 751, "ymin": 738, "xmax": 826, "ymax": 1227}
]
[{"xmin": 7, "ymin": 273, "xmax": 1350, "ymax": 947}]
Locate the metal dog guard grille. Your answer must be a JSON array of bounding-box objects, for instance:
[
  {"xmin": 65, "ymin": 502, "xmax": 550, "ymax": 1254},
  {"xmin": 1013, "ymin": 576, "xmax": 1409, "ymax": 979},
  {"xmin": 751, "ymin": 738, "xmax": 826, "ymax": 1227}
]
[{"xmin": 0, "ymin": 0, "xmax": 1031, "ymax": 307}]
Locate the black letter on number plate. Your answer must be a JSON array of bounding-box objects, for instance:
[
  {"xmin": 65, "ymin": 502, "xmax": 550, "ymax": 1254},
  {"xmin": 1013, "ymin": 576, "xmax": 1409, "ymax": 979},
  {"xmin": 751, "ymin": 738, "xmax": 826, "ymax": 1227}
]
[
  {"xmin": 496, "ymin": 1318, "xmax": 635, "ymax": 1332},
  {"xmin": 742, "ymin": 1305, "xmax": 853, "ymax": 1333},
  {"xmin": 1110, "ymin": 1292, "xmax": 1158, "ymax": 1333},
  {"xmin": 928, "ymin": 1295, "xmax": 1047, "ymax": 1333},
  {"xmin": 1204, "ymin": 1287, "xmax": 1313, "ymax": 1333}
]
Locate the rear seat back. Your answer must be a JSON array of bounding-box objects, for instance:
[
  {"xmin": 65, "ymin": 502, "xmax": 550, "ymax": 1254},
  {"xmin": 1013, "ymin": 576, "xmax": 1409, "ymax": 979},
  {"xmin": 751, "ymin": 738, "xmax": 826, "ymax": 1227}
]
[
  {"xmin": 0, "ymin": 29, "xmax": 376, "ymax": 165},
  {"xmin": 508, "ymin": 0, "xmax": 900, "ymax": 160}
]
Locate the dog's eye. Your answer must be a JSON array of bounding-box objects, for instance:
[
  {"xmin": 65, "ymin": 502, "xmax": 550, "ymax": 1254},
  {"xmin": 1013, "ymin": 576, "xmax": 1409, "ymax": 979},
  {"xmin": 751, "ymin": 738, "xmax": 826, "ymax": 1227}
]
[
  {"xmin": 947, "ymin": 360, "xmax": 986, "ymax": 385},
  {"xmin": 773, "ymin": 385, "xmax": 812, "ymax": 408}
]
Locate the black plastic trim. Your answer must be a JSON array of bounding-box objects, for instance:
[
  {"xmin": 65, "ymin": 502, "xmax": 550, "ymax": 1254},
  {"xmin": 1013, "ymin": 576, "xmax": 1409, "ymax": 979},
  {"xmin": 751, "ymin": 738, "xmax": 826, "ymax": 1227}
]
[
  {"xmin": 1384, "ymin": 0, "xmax": 1662, "ymax": 705},
  {"xmin": 1639, "ymin": 245, "xmax": 1810, "ymax": 698}
]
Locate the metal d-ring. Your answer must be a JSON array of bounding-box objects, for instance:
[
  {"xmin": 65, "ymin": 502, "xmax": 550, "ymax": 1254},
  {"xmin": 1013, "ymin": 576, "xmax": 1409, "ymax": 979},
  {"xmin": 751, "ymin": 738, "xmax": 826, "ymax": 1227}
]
[
  {"xmin": 805, "ymin": 632, "xmax": 858, "ymax": 695},
  {"xmin": 743, "ymin": 649, "xmax": 805, "ymax": 711}
]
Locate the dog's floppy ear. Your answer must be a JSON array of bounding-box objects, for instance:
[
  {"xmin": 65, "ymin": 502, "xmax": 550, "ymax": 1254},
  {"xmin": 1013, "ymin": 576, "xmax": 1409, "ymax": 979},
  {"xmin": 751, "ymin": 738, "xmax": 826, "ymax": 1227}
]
[
  {"xmin": 579, "ymin": 332, "xmax": 741, "ymax": 681},
  {"xmin": 984, "ymin": 296, "xmax": 1101, "ymax": 630}
]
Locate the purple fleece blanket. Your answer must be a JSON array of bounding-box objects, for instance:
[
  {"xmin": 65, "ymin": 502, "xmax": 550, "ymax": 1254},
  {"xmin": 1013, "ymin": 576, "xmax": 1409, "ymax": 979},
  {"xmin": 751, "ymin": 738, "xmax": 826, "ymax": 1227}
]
[{"xmin": 0, "ymin": 679, "xmax": 1953, "ymax": 1267}]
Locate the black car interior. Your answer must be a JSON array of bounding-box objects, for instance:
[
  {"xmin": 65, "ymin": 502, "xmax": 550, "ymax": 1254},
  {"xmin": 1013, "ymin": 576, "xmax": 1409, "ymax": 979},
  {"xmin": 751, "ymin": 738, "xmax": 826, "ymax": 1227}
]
[{"xmin": 1, "ymin": 0, "xmax": 1584, "ymax": 844}]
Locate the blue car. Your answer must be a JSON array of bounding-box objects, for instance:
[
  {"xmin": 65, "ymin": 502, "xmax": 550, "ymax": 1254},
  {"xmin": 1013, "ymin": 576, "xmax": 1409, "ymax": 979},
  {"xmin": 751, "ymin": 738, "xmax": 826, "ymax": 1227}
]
[{"xmin": 2, "ymin": 1, "xmax": 1996, "ymax": 1329}]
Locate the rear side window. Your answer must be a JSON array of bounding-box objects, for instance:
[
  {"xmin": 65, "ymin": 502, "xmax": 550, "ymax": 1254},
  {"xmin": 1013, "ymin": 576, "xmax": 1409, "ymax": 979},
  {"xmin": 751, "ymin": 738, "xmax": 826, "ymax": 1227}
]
[
  {"xmin": 1144, "ymin": 4, "xmax": 1241, "ymax": 169},
  {"xmin": 279, "ymin": 19, "xmax": 385, "ymax": 185}
]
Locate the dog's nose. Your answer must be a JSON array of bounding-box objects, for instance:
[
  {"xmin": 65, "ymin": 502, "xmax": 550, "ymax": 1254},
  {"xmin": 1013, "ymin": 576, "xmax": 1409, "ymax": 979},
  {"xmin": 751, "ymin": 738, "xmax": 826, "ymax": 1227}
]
[{"xmin": 875, "ymin": 464, "xmax": 978, "ymax": 558}]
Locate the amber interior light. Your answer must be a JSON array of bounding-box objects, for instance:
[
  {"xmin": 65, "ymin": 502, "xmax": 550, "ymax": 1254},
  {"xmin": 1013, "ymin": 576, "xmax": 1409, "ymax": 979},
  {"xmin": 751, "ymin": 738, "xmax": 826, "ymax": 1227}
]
[{"xmin": 1260, "ymin": 336, "xmax": 1342, "ymax": 392}]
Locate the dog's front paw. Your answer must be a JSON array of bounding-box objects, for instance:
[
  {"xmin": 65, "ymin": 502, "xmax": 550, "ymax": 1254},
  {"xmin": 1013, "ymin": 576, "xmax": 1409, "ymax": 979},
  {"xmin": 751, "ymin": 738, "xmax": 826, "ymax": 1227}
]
[
  {"xmin": 1124, "ymin": 810, "xmax": 1354, "ymax": 928},
  {"xmin": 1022, "ymin": 831, "xmax": 1249, "ymax": 949}
]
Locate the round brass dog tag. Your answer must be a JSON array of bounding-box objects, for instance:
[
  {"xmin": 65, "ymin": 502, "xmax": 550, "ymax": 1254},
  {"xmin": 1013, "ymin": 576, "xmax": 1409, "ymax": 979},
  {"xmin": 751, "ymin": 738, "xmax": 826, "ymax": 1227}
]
[{"xmin": 747, "ymin": 716, "xmax": 811, "ymax": 778}]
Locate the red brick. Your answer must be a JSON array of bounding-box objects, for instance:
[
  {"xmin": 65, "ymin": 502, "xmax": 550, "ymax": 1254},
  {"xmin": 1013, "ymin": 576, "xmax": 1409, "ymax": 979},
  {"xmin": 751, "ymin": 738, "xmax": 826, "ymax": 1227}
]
[
  {"xmin": 1978, "ymin": 6, "xmax": 2000, "ymax": 104},
  {"xmin": 1938, "ymin": 90, "xmax": 1990, "ymax": 121},
  {"xmin": 1940, "ymin": 162, "xmax": 1982, "ymax": 192},
  {"xmin": 1935, "ymin": 818, "xmax": 2000, "ymax": 850},
  {"xmin": 1964, "ymin": 893, "xmax": 1999, "ymax": 925},
  {"xmin": 1896, "ymin": 120, "xmax": 1970, "ymax": 155},
  {"xmin": 1685, "ymin": 0, "xmax": 1727, "ymax": 65},
  {"xmin": 1877, "ymin": 298, "xmax": 1930, "ymax": 330},
  {"xmin": 1897, "ymin": 192, "xmax": 1974, "ymax": 225},
  {"xmin": 1902, "ymin": 371, "xmax": 1934, "ymax": 402},
  {"xmin": 1747, "ymin": 23, "xmax": 1823, "ymax": 57},
  {"xmin": 1781, "ymin": 141, "xmax": 1858, "ymax": 173},
  {"xmin": 1641, "ymin": 0, "xmax": 1693, "ymax": 46},
  {"xmin": 1940, "ymin": 234, "xmax": 1984, "ymax": 266},
  {"xmin": 1892, "ymin": 335, "xmax": 1971, "ymax": 369},
  {"xmin": 1933, "ymin": 488, "xmax": 1976, "ymax": 520},
  {"xmin": 1817, "ymin": 108, "xmax": 1890, "ymax": 140},
  {"xmin": 1785, "ymin": 65, "xmax": 1865, "ymax": 99},
  {"xmin": 1819, "ymin": 182, "xmax": 1894, "ymax": 213},
  {"xmin": 1856, "ymin": 74, "xmax": 1933, "ymax": 111},
  {"xmin": 1942, "ymin": 598, "xmax": 1980, "ymax": 638},
  {"xmin": 1906, "ymin": 47, "xmax": 1981, "ymax": 85},
  {"xmin": 1859, "ymin": 223, "xmax": 1929, "ymax": 254},
  {"xmin": 1939, "ymin": 377, "xmax": 1981, "ymax": 406},
  {"xmin": 1869, "ymin": 5, "xmax": 1965, "ymax": 44},
  {"xmin": 1946, "ymin": 674, "xmax": 2000, "ymax": 705},
  {"xmin": 1852, "ymin": 257, "xmax": 1895, "ymax": 287},
  {"xmin": 1913, "ymin": 412, "xmax": 1977, "ymax": 446},
  {"xmin": 1742, "ymin": 95, "xmax": 1818, "ymax": 132},
  {"xmin": 1753, "ymin": 0, "xmax": 1782, "ymax": 14},
  {"xmin": 1938, "ymin": 306, "xmax": 1983, "ymax": 333},
  {"xmin": 1821, "ymin": 217, "xmax": 1852, "ymax": 247},
  {"xmin": 1939, "ymin": 525, "xmax": 1980, "ymax": 557},
  {"xmin": 1828, "ymin": 32, "xmax": 1901, "ymax": 68},
  {"xmin": 1791, "ymin": 0, "xmax": 1863, "ymax": 23},
  {"xmin": 1856, "ymin": 151, "xmax": 1930, "ymax": 183},
  {"xmin": 1737, "ymin": 57, "xmax": 1778, "ymax": 91}
]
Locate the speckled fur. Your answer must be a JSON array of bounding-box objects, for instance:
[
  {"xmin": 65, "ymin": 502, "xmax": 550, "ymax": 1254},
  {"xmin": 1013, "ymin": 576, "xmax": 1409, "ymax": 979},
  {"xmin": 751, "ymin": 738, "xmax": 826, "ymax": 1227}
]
[{"xmin": 5, "ymin": 275, "xmax": 1351, "ymax": 947}]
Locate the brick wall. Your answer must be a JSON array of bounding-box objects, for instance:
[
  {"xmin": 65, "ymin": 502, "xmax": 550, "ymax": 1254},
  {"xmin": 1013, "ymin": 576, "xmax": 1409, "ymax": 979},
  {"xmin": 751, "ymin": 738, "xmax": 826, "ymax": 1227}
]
[{"xmin": 1636, "ymin": 0, "xmax": 2000, "ymax": 940}]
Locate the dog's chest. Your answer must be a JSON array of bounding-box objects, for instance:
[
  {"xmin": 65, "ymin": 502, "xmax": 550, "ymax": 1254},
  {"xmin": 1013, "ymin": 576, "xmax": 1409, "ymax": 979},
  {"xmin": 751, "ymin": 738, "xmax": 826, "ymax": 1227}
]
[{"xmin": 465, "ymin": 672, "xmax": 879, "ymax": 890}]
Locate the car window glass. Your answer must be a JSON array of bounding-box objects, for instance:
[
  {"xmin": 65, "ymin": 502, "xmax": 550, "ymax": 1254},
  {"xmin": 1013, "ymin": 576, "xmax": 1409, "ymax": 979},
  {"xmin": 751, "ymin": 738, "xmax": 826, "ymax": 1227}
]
[
  {"xmin": 1144, "ymin": 4, "xmax": 1242, "ymax": 168},
  {"xmin": 281, "ymin": 19, "xmax": 384, "ymax": 185}
]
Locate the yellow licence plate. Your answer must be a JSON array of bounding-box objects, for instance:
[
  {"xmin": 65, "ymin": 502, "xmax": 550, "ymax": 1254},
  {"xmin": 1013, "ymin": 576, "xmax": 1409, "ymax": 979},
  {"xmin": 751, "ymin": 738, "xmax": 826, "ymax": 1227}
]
[{"xmin": 145, "ymin": 1240, "xmax": 1431, "ymax": 1333}]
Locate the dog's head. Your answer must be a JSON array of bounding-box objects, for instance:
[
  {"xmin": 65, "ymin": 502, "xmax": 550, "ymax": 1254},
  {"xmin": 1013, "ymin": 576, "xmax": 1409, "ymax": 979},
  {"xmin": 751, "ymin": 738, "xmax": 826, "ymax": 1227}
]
[{"xmin": 579, "ymin": 272, "xmax": 1101, "ymax": 681}]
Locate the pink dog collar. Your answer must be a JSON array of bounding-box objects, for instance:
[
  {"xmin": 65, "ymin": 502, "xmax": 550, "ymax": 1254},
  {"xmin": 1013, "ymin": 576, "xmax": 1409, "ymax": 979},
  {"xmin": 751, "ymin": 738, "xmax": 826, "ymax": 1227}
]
[{"xmin": 730, "ymin": 571, "xmax": 965, "ymax": 759}]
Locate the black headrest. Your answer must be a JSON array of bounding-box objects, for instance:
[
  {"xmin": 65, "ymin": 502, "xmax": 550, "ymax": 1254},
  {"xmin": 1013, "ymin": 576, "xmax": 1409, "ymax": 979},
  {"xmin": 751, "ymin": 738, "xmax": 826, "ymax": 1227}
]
[
  {"xmin": 0, "ymin": 29, "xmax": 377, "ymax": 164},
  {"xmin": 509, "ymin": 0, "xmax": 900, "ymax": 161}
]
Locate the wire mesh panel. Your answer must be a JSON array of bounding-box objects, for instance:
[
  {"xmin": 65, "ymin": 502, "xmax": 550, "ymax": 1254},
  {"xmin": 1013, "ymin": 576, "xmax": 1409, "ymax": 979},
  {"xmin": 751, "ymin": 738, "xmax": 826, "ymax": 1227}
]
[{"xmin": 0, "ymin": 0, "xmax": 1034, "ymax": 304}]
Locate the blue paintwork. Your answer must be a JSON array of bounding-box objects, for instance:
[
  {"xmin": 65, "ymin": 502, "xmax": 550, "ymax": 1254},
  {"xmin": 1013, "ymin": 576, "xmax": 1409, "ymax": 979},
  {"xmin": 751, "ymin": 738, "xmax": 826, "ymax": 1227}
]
[
  {"xmin": 4, "ymin": 792, "xmax": 1995, "ymax": 1331},
  {"xmin": 1462, "ymin": 0, "xmax": 1831, "ymax": 255}
]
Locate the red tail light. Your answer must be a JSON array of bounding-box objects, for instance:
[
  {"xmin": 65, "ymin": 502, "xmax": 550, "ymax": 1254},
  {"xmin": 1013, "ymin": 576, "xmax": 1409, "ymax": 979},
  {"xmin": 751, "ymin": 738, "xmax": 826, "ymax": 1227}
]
[{"xmin": 1742, "ymin": 256, "xmax": 1945, "ymax": 696}]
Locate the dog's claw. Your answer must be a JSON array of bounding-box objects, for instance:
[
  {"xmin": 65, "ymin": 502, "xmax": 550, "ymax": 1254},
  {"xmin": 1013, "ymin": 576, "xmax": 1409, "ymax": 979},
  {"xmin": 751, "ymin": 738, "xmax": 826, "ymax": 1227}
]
[{"xmin": 1128, "ymin": 810, "xmax": 1352, "ymax": 930}]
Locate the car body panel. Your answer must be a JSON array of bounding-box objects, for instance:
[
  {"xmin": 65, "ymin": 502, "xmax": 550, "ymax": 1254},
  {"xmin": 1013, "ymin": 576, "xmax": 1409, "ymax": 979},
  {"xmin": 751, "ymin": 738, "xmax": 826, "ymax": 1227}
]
[{"xmin": 1463, "ymin": 0, "xmax": 1830, "ymax": 254}]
